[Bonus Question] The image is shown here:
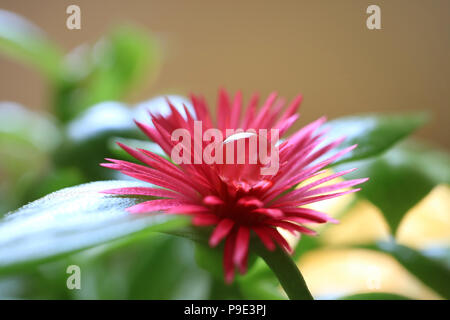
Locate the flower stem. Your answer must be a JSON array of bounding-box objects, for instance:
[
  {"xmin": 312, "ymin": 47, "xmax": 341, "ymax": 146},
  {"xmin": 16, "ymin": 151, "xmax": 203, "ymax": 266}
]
[{"xmin": 254, "ymin": 244, "xmax": 314, "ymax": 300}]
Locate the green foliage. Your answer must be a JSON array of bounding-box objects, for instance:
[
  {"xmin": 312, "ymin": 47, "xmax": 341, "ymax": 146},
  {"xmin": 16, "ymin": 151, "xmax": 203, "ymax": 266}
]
[
  {"xmin": 0, "ymin": 10, "xmax": 161, "ymax": 123},
  {"xmin": 23, "ymin": 167, "xmax": 86, "ymax": 202},
  {"xmin": 195, "ymin": 243, "xmax": 225, "ymax": 281},
  {"xmin": 194, "ymin": 243, "xmax": 287, "ymax": 299},
  {"xmin": 53, "ymin": 26, "xmax": 161, "ymax": 122},
  {"xmin": 0, "ymin": 10, "xmax": 63, "ymax": 80},
  {"xmin": 0, "ymin": 10, "xmax": 163, "ymax": 205},
  {"xmin": 53, "ymin": 102, "xmax": 143, "ymax": 180},
  {"xmin": 325, "ymin": 112, "xmax": 428, "ymax": 165},
  {"xmin": 0, "ymin": 102, "xmax": 62, "ymax": 213},
  {"xmin": 0, "ymin": 234, "xmax": 211, "ymax": 299},
  {"xmin": 176, "ymin": 229, "xmax": 289, "ymax": 299},
  {"xmin": 335, "ymin": 140, "xmax": 450, "ymax": 234},
  {"xmin": 53, "ymin": 95, "xmax": 191, "ymax": 182},
  {"xmin": 0, "ymin": 181, "xmax": 188, "ymax": 275},
  {"xmin": 73, "ymin": 234, "xmax": 210, "ymax": 299},
  {"xmin": 0, "ymin": 102, "xmax": 61, "ymax": 153}
]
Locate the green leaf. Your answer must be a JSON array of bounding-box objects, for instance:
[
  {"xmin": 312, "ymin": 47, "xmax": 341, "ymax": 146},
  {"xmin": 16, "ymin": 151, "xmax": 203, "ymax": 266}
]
[
  {"xmin": 324, "ymin": 112, "xmax": 428, "ymax": 165},
  {"xmin": 335, "ymin": 140, "xmax": 450, "ymax": 233},
  {"xmin": 54, "ymin": 26, "xmax": 161, "ymax": 122},
  {"xmin": 54, "ymin": 102, "xmax": 143, "ymax": 180},
  {"xmin": 0, "ymin": 102, "xmax": 61, "ymax": 153},
  {"xmin": 339, "ymin": 292, "xmax": 412, "ymax": 300},
  {"xmin": 0, "ymin": 10, "xmax": 63, "ymax": 79},
  {"xmin": 0, "ymin": 234, "xmax": 211, "ymax": 299},
  {"xmin": 0, "ymin": 181, "xmax": 188, "ymax": 275},
  {"xmin": 22, "ymin": 167, "xmax": 86, "ymax": 203},
  {"xmin": 170, "ymin": 227, "xmax": 310, "ymax": 299},
  {"xmin": 194, "ymin": 243, "xmax": 225, "ymax": 281},
  {"xmin": 54, "ymin": 96, "xmax": 192, "ymax": 180},
  {"xmin": 74, "ymin": 235, "xmax": 210, "ymax": 299},
  {"xmin": 99, "ymin": 26, "xmax": 160, "ymax": 96},
  {"xmin": 125, "ymin": 236, "xmax": 209, "ymax": 299},
  {"xmin": 359, "ymin": 240, "xmax": 450, "ymax": 299},
  {"xmin": 0, "ymin": 102, "xmax": 62, "ymax": 213}
]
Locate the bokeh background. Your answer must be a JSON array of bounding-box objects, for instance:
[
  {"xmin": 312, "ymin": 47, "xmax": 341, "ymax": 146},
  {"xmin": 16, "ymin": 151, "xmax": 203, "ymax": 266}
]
[
  {"xmin": 1, "ymin": 0, "xmax": 449, "ymax": 148},
  {"xmin": 0, "ymin": 0, "xmax": 449, "ymax": 300}
]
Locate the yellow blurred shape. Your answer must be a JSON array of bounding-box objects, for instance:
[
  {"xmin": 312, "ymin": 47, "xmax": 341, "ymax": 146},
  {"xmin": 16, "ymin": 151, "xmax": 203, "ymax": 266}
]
[
  {"xmin": 397, "ymin": 184, "xmax": 450, "ymax": 249},
  {"xmin": 298, "ymin": 248, "xmax": 441, "ymax": 300},
  {"xmin": 320, "ymin": 200, "xmax": 390, "ymax": 245},
  {"xmin": 318, "ymin": 184, "xmax": 450, "ymax": 248},
  {"xmin": 296, "ymin": 184, "xmax": 450, "ymax": 300}
]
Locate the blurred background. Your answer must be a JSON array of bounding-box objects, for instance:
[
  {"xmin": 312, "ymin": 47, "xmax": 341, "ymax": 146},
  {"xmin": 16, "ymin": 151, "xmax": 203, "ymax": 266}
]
[
  {"xmin": 1, "ymin": 0, "xmax": 449, "ymax": 148},
  {"xmin": 0, "ymin": 0, "xmax": 448, "ymax": 300}
]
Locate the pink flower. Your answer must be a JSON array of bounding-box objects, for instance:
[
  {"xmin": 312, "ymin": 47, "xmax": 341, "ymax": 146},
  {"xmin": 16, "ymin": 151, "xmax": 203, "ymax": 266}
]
[{"xmin": 101, "ymin": 89, "xmax": 367, "ymax": 283}]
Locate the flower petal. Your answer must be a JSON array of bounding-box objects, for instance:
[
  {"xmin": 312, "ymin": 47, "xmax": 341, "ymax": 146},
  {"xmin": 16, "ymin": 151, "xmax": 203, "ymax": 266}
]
[
  {"xmin": 209, "ymin": 218, "xmax": 235, "ymax": 247},
  {"xmin": 233, "ymin": 226, "xmax": 250, "ymax": 274},
  {"xmin": 101, "ymin": 187, "xmax": 179, "ymax": 199},
  {"xmin": 126, "ymin": 199, "xmax": 185, "ymax": 213},
  {"xmin": 223, "ymin": 231, "xmax": 237, "ymax": 284},
  {"xmin": 253, "ymin": 227, "xmax": 276, "ymax": 251}
]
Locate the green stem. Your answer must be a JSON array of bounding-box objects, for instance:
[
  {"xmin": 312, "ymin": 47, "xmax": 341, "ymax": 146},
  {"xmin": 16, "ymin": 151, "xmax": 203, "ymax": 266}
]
[{"xmin": 254, "ymin": 244, "xmax": 314, "ymax": 300}]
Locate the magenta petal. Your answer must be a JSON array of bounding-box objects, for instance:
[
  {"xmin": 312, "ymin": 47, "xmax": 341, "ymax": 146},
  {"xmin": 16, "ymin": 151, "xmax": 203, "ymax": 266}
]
[
  {"xmin": 233, "ymin": 226, "xmax": 250, "ymax": 274},
  {"xmin": 126, "ymin": 199, "xmax": 185, "ymax": 213},
  {"xmin": 101, "ymin": 187, "xmax": 179, "ymax": 199},
  {"xmin": 209, "ymin": 219, "xmax": 234, "ymax": 247}
]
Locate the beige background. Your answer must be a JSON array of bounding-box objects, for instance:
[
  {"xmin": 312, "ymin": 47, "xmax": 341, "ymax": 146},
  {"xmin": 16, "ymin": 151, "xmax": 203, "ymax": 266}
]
[{"xmin": 0, "ymin": 0, "xmax": 449, "ymax": 148}]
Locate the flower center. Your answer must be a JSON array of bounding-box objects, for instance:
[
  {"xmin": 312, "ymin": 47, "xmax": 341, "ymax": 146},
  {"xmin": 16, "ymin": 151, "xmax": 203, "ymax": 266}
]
[{"xmin": 215, "ymin": 131, "xmax": 277, "ymax": 186}]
